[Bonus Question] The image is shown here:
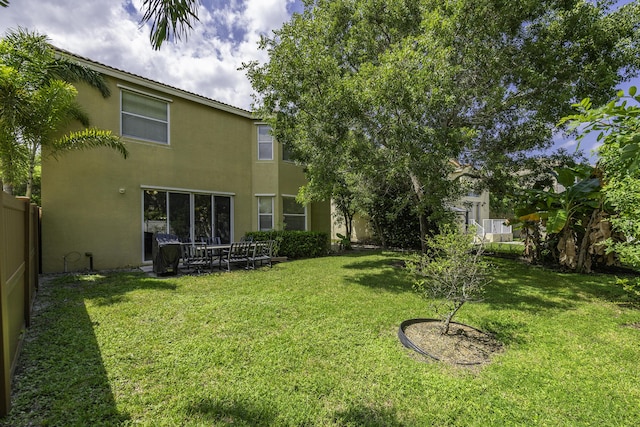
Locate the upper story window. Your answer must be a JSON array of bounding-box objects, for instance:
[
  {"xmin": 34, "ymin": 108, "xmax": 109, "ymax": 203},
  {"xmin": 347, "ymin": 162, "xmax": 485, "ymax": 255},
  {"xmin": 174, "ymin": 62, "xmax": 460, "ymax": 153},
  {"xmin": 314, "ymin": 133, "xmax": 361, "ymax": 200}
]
[
  {"xmin": 121, "ymin": 90, "xmax": 169, "ymax": 144},
  {"xmin": 258, "ymin": 125, "xmax": 273, "ymax": 160},
  {"xmin": 283, "ymin": 196, "xmax": 306, "ymax": 231}
]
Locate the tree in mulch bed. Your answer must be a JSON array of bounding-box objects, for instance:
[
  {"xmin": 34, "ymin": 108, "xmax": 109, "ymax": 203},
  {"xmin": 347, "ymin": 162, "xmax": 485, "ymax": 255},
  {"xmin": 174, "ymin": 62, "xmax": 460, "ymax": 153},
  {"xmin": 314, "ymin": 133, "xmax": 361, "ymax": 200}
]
[{"xmin": 407, "ymin": 226, "xmax": 490, "ymax": 335}]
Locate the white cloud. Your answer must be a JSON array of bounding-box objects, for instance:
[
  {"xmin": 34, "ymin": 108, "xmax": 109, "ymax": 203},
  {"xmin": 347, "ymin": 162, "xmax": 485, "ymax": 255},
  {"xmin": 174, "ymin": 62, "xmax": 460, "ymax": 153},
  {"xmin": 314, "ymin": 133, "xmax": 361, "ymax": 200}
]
[{"xmin": 0, "ymin": 0, "xmax": 298, "ymax": 110}]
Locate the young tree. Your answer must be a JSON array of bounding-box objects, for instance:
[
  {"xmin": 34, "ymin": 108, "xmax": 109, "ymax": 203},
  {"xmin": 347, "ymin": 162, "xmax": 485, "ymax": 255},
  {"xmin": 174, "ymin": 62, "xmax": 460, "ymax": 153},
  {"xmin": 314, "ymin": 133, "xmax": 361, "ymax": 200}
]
[
  {"xmin": 0, "ymin": 29, "xmax": 128, "ymax": 197},
  {"xmin": 407, "ymin": 227, "xmax": 490, "ymax": 335},
  {"xmin": 244, "ymin": 0, "xmax": 640, "ymax": 250}
]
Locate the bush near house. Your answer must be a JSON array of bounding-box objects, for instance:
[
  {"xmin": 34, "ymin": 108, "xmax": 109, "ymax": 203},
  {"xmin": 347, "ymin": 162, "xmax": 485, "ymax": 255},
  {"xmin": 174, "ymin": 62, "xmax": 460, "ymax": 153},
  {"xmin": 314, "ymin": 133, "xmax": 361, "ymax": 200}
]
[{"xmin": 246, "ymin": 230, "xmax": 329, "ymax": 258}]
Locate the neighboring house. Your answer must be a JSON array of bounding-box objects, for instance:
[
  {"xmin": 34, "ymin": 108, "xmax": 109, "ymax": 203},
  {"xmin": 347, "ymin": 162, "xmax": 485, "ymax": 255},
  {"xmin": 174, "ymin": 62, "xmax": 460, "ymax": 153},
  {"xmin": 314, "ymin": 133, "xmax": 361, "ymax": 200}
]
[
  {"xmin": 330, "ymin": 162, "xmax": 512, "ymax": 245},
  {"xmin": 40, "ymin": 49, "xmax": 330, "ymax": 273}
]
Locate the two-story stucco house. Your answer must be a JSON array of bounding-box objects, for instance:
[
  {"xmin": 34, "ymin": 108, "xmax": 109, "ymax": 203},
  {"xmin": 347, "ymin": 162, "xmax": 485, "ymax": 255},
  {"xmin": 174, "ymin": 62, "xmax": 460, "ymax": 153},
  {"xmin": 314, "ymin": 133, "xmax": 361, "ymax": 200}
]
[{"xmin": 40, "ymin": 50, "xmax": 330, "ymax": 273}]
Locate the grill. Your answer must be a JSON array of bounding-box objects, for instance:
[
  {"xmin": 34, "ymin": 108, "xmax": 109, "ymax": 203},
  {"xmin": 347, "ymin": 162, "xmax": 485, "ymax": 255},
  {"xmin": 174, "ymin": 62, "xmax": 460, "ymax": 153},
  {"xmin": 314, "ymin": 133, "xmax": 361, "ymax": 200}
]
[{"xmin": 152, "ymin": 233, "xmax": 181, "ymax": 275}]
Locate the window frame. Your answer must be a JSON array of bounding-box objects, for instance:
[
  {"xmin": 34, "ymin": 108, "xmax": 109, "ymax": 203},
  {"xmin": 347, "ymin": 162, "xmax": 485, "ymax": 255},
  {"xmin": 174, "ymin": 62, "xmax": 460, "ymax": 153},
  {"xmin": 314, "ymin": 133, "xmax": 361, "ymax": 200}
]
[
  {"xmin": 257, "ymin": 124, "xmax": 273, "ymax": 160},
  {"xmin": 120, "ymin": 87, "xmax": 170, "ymax": 145},
  {"xmin": 282, "ymin": 195, "xmax": 307, "ymax": 231},
  {"xmin": 257, "ymin": 195, "xmax": 274, "ymax": 231}
]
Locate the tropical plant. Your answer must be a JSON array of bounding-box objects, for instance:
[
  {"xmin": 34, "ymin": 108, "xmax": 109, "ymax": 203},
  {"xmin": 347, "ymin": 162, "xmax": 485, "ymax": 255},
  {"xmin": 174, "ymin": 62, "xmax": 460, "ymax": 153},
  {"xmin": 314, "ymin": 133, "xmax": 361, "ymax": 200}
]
[
  {"xmin": 407, "ymin": 227, "xmax": 490, "ymax": 334},
  {"xmin": 0, "ymin": 29, "xmax": 128, "ymax": 198},
  {"xmin": 512, "ymin": 165, "xmax": 612, "ymax": 272},
  {"xmin": 561, "ymin": 87, "xmax": 640, "ymax": 271}
]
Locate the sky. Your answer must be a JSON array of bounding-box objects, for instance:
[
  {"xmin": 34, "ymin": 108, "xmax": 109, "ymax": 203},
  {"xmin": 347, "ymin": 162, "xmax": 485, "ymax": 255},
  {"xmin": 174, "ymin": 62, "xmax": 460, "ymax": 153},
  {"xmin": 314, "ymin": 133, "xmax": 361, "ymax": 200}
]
[
  {"xmin": 0, "ymin": 0, "xmax": 304, "ymax": 111},
  {"xmin": 0, "ymin": 0, "xmax": 638, "ymax": 158}
]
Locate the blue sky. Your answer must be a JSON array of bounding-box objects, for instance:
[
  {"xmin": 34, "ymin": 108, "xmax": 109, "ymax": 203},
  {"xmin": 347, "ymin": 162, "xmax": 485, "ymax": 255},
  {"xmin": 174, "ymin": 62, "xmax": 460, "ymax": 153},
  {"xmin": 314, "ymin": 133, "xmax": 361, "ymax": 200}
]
[{"xmin": 0, "ymin": 0, "xmax": 637, "ymax": 158}]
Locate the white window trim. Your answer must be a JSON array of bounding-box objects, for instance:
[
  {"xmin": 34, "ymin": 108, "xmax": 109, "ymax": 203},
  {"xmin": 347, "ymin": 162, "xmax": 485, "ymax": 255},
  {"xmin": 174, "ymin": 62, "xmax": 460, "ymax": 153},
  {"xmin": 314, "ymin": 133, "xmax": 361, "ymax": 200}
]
[
  {"xmin": 282, "ymin": 195, "xmax": 307, "ymax": 231},
  {"xmin": 257, "ymin": 196, "xmax": 274, "ymax": 231},
  {"xmin": 257, "ymin": 124, "xmax": 274, "ymax": 161},
  {"xmin": 120, "ymin": 88, "xmax": 171, "ymax": 145}
]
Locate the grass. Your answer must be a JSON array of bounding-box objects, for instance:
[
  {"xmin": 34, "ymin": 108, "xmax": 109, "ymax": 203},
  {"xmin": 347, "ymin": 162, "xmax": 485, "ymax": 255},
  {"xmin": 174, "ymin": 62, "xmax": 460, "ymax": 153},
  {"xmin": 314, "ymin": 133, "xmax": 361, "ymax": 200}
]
[{"xmin": 2, "ymin": 251, "xmax": 640, "ymax": 426}]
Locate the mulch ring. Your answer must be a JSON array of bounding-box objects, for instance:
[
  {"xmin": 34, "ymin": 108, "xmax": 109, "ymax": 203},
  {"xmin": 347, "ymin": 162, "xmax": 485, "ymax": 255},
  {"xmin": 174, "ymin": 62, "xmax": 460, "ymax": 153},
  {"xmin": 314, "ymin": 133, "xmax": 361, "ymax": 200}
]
[{"xmin": 399, "ymin": 319, "xmax": 503, "ymax": 367}]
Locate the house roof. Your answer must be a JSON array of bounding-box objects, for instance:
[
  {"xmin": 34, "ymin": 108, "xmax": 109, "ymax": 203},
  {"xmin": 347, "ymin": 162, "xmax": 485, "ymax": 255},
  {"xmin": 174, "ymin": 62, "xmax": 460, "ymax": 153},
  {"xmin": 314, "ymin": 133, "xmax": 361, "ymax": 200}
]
[{"xmin": 54, "ymin": 46, "xmax": 256, "ymax": 120}]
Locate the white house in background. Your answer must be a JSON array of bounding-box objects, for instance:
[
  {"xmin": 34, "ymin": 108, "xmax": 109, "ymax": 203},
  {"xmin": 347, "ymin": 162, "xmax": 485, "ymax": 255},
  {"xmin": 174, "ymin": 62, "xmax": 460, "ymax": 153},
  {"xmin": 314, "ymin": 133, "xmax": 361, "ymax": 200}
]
[{"xmin": 330, "ymin": 162, "xmax": 512, "ymax": 245}]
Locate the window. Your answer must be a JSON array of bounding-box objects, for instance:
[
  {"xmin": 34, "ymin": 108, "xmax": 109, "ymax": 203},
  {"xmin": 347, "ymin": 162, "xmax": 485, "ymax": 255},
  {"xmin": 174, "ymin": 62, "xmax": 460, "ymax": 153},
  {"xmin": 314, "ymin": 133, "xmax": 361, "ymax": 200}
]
[
  {"xmin": 258, "ymin": 125, "xmax": 273, "ymax": 160},
  {"xmin": 143, "ymin": 190, "xmax": 232, "ymax": 260},
  {"xmin": 282, "ymin": 143, "xmax": 293, "ymax": 162},
  {"xmin": 283, "ymin": 196, "xmax": 306, "ymax": 231},
  {"xmin": 258, "ymin": 196, "xmax": 274, "ymax": 231},
  {"xmin": 121, "ymin": 90, "xmax": 169, "ymax": 144}
]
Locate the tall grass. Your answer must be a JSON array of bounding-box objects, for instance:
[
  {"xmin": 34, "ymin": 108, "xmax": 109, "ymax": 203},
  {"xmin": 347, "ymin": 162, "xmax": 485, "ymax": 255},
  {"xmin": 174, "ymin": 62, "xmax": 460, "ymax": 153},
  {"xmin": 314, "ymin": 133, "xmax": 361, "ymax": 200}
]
[{"xmin": 3, "ymin": 252, "xmax": 639, "ymax": 426}]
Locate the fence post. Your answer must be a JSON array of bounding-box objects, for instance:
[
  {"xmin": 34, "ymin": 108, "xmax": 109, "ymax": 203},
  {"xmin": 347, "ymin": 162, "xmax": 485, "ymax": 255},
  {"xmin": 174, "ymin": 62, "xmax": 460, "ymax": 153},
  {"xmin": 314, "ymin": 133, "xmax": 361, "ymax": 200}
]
[
  {"xmin": 18, "ymin": 198, "xmax": 32, "ymax": 328},
  {"xmin": 0, "ymin": 185, "xmax": 12, "ymax": 416}
]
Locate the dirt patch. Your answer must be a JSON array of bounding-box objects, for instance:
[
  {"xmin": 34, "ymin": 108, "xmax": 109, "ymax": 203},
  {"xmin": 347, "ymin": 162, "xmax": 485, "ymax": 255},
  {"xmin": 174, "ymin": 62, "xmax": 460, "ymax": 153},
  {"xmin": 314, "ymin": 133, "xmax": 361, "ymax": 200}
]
[
  {"xmin": 624, "ymin": 322, "xmax": 640, "ymax": 330},
  {"xmin": 401, "ymin": 319, "xmax": 503, "ymax": 367}
]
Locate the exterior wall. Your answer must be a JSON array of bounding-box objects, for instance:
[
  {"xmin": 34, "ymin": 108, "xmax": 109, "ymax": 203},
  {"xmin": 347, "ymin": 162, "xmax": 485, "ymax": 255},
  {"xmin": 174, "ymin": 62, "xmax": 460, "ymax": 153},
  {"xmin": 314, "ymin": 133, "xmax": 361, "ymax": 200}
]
[{"xmin": 41, "ymin": 55, "xmax": 329, "ymax": 273}]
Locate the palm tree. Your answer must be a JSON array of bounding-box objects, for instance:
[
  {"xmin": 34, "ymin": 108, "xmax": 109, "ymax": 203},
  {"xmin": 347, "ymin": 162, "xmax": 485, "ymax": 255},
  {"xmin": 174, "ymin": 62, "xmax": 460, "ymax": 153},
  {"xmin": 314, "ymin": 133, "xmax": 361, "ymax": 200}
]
[{"xmin": 0, "ymin": 29, "xmax": 128, "ymax": 197}]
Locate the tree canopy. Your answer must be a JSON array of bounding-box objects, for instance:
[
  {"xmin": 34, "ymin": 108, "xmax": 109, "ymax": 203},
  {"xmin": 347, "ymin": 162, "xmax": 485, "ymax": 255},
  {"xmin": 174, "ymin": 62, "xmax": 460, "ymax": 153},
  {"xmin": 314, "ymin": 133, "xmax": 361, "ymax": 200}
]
[{"xmin": 244, "ymin": 0, "xmax": 640, "ymax": 246}]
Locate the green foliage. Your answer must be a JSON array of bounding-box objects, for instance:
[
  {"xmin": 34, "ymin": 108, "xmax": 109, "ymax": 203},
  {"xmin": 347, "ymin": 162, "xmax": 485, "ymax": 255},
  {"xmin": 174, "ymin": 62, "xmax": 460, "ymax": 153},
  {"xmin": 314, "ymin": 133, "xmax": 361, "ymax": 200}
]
[
  {"xmin": 562, "ymin": 87, "xmax": 640, "ymax": 270},
  {"xmin": 245, "ymin": 230, "xmax": 329, "ymax": 259},
  {"xmin": 245, "ymin": 0, "xmax": 640, "ymax": 248},
  {"xmin": 140, "ymin": 0, "xmax": 200, "ymax": 50},
  {"xmin": 407, "ymin": 227, "xmax": 490, "ymax": 334},
  {"xmin": 0, "ymin": 28, "xmax": 127, "ymax": 199},
  {"xmin": 335, "ymin": 233, "xmax": 352, "ymax": 250},
  {"xmin": 616, "ymin": 277, "xmax": 640, "ymax": 305}
]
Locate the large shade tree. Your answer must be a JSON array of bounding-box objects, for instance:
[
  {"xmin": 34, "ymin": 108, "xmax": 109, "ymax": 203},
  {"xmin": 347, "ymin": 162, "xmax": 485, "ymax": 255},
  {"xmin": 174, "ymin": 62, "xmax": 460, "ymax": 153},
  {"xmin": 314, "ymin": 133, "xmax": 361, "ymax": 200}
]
[
  {"xmin": 0, "ymin": 29, "xmax": 128, "ymax": 198},
  {"xmin": 243, "ymin": 0, "xmax": 640, "ymax": 247}
]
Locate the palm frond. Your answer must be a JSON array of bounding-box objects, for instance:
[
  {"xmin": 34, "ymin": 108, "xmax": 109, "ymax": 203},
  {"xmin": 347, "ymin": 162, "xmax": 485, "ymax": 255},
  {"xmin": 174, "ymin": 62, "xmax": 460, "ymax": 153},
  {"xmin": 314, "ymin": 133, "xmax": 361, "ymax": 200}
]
[
  {"xmin": 140, "ymin": 0, "xmax": 200, "ymax": 50},
  {"xmin": 50, "ymin": 59, "xmax": 111, "ymax": 98},
  {"xmin": 53, "ymin": 128, "xmax": 128, "ymax": 159}
]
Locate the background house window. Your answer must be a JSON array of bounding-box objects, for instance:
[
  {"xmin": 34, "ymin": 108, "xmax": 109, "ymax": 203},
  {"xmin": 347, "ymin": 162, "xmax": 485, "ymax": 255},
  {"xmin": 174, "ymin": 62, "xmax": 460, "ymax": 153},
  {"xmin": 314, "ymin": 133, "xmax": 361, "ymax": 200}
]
[
  {"xmin": 258, "ymin": 196, "xmax": 274, "ymax": 230},
  {"xmin": 282, "ymin": 142, "xmax": 293, "ymax": 162},
  {"xmin": 283, "ymin": 196, "xmax": 306, "ymax": 231},
  {"xmin": 258, "ymin": 125, "xmax": 273, "ymax": 160},
  {"xmin": 121, "ymin": 90, "xmax": 169, "ymax": 144}
]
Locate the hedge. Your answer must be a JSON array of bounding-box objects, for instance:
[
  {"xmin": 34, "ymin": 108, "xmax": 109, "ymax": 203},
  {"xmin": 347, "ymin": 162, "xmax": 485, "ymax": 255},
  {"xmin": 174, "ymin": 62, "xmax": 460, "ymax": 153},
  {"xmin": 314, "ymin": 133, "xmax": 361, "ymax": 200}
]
[{"xmin": 245, "ymin": 230, "xmax": 329, "ymax": 259}]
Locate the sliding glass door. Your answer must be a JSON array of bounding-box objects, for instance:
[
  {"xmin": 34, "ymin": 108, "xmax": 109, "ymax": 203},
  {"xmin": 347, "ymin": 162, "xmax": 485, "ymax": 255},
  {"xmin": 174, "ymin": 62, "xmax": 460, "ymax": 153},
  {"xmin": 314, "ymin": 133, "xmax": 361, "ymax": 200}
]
[{"xmin": 143, "ymin": 190, "xmax": 232, "ymax": 260}]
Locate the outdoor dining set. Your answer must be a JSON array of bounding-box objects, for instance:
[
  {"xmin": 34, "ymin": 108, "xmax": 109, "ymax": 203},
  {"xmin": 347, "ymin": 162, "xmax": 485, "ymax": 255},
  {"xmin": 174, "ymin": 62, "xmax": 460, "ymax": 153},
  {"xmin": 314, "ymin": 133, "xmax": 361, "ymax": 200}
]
[
  {"xmin": 181, "ymin": 238, "xmax": 274, "ymax": 273},
  {"xmin": 151, "ymin": 234, "xmax": 274, "ymax": 275}
]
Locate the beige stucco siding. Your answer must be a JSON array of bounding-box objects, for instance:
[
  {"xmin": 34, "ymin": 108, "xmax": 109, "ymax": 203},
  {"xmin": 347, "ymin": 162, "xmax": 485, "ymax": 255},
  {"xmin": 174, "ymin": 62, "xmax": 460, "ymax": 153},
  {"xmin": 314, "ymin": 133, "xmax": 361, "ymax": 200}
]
[
  {"xmin": 40, "ymin": 56, "xmax": 330, "ymax": 273},
  {"xmin": 42, "ymin": 78, "xmax": 248, "ymax": 272}
]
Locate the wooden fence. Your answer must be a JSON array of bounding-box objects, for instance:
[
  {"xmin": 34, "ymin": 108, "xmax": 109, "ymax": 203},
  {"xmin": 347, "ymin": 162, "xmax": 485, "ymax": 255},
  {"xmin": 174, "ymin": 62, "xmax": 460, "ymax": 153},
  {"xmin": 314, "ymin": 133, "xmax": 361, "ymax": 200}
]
[{"xmin": 0, "ymin": 187, "xmax": 40, "ymax": 416}]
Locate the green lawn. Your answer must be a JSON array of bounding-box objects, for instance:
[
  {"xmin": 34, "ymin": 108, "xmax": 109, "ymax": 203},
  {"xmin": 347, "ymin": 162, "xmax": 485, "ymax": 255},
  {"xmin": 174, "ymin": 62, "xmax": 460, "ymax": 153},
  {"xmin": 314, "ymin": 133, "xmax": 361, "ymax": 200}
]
[{"xmin": 3, "ymin": 252, "xmax": 639, "ymax": 426}]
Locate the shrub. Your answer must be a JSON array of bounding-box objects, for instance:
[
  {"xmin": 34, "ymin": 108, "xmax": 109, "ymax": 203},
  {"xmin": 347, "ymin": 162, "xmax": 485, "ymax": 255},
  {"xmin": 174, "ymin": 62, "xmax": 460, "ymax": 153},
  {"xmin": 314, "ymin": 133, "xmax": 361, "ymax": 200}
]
[{"xmin": 245, "ymin": 230, "xmax": 329, "ymax": 259}]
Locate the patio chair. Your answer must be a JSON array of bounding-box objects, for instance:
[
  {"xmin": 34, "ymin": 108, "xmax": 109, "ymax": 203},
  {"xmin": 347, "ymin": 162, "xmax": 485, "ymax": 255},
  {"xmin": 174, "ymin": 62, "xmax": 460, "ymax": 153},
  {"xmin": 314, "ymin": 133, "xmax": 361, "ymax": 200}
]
[
  {"xmin": 181, "ymin": 242, "xmax": 211, "ymax": 273},
  {"xmin": 221, "ymin": 241, "xmax": 253, "ymax": 271},
  {"xmin": 248, "ymin": 240, "xmax": 273, "ymax": 269}
]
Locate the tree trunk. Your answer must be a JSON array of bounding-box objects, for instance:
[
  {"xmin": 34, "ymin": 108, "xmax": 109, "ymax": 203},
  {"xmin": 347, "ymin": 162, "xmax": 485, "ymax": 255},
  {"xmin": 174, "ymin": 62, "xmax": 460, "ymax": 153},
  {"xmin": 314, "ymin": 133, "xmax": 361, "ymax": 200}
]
[
  {"xmin": 409, "ymin": 172, "xmax": 427, "ymax": 252},
  {"xmin": 576, "ymin": 209, "xmax": 600, "ymax": 273},
  {"xmin": 25, "ymin": 147, "xmax": 37, "ymax": 200},
  {"xmin": 2, "ymin": 181, "xmax": 13, "ymax": 195},
  {"xmin": 441, "ymin": 301, "xmax": 464, "ymax": 335}
]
